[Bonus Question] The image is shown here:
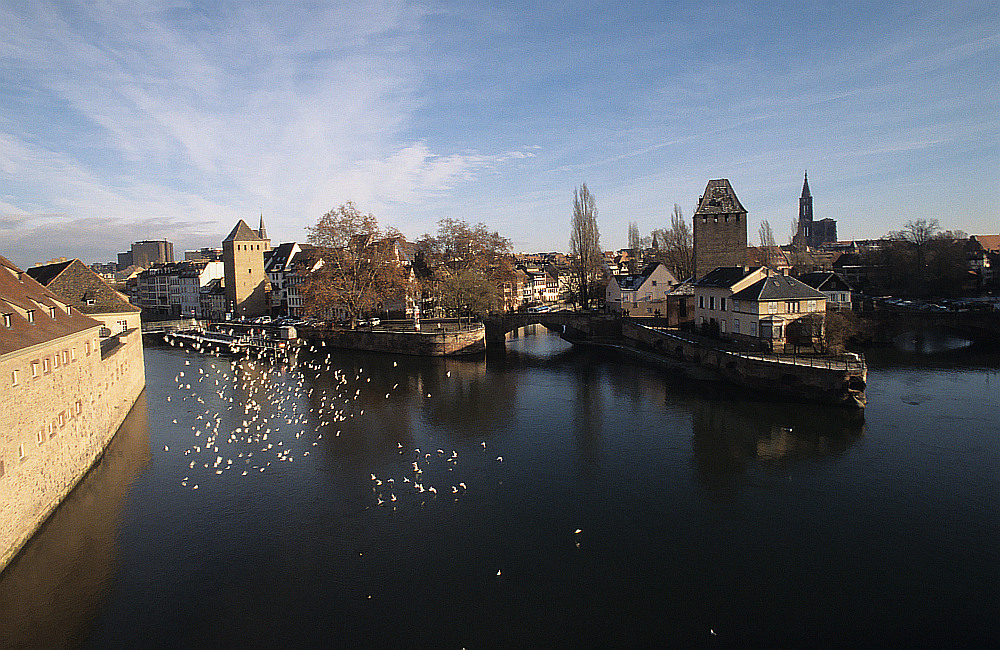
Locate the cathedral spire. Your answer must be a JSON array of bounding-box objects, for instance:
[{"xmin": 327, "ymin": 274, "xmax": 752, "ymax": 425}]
[
  {"xmin": 258, "ymin": 214, "xmax": 268, "ymax": 240},
  {"xmin": 801, "ymin": 171, "xmax": 811, "ymax": 199}
]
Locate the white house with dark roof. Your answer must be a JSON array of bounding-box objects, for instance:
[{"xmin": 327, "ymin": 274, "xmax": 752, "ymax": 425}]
[
  {"xmin": 693, "ymin": 266, "xmax": 827, "ymax": 350},
  {"xmin": 692, "ymin": 266, "xmax": 769, "ymax": 335},
  {"xmin": 607, "ymin": 263, "xmax": 679, "ymax": 316},
  {"xmin": 729, "ymin": 272, "xmax": 827, "ymax": 350}
]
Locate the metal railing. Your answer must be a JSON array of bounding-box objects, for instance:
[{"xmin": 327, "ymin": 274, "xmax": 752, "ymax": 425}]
[{"xmin": 640, "ymin": 323, "xmax": 866, "ymax": 372}]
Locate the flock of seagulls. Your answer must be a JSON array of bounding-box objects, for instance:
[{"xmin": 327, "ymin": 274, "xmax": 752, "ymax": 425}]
[
  {"xmin": 162, "ymin": 339, "xmax": 588, "ymax": 586},
  {"xmin": 163, "ymin": 343, "xmax": 506, "ymax": 510}
]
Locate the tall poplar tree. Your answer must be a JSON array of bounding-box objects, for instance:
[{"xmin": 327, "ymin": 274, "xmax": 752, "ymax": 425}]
[{"xmin": 569, "ymin": 183, "xmax": 601, "ymax": 310}]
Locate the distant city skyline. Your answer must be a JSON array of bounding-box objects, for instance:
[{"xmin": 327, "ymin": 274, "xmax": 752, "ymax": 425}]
[{"xmin": 2, "ymin": 1, "xmax": 997, "ymax": 269}]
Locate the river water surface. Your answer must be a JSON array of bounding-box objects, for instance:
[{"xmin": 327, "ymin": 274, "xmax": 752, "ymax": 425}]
[{"xmin": 1, "ymin": 327, "xmax": 997, "ymax": 648}]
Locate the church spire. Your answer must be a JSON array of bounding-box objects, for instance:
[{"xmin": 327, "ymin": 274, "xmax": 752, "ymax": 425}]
[
  {"xmin": 258, "ymin": 214, "xmax": 268, "ymax": 240},
  {"xmin": 801, "ymin": 171, "xmax": 811, "ymax": 199}
]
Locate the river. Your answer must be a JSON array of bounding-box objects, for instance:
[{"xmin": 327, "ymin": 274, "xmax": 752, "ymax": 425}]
[{"xmin": 1, "ymin": 327, "xmax": 997, "ymax": 648}]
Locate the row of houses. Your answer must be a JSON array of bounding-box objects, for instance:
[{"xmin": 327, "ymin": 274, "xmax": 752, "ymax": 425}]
[{"xmin": 605, "ymin": 260, "xmax": 852, "ymax": 352}]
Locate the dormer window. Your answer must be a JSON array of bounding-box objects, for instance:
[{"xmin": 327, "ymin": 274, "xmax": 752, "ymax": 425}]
[
  {"xmin": 49, "ymin": 306, "xmax": 56, "ymax": 318},
  {"xmin": 2, "ymin": 313, "xmax": 10, "ymax": 328},
  {"xmin": 26, "ymin": 310, "xmax": 34, "ymax": 323}
]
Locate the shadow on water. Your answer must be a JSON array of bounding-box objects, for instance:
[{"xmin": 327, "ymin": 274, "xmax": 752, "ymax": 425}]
[{"xmin": 0, "ymin": 393, "xmax": 151, "ymax": 650}]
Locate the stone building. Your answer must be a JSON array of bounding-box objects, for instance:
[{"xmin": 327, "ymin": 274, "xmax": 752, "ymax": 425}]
[
  {"xmin": 1, "ymin": 254, "xmax": 145, "ymax": 571},
  {"xmin": 26, "ymin": 259, "xmax": 143, "ymax": 334},
  {"xmin": 222, "ymin": 217, "xmax": 271, "ymax": 319},
  {"xmin": 692, "ymin": 179, "xmax": 748, "ymax": 281}
]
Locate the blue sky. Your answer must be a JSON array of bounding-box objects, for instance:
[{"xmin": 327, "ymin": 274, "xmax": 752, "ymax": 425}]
[{"xmin": 1, "ymin": 0, "xmax": 997, "ymax": 268}]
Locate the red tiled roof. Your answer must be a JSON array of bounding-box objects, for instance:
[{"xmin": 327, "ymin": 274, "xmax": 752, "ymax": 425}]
[
  {"xmin": 0, "ymin": 255, "xmax": 101, "ymax": 356},
  {"xmin": 972, "ymin": 235, "xmax": 1000, "ymax": 252}
]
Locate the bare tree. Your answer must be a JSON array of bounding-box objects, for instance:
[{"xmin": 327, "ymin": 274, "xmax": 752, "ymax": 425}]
[
  {"xmin": 651, "ymin": 204, "xmax": 693, "ymax": 280},
  {"xmin": 758, "ymin": 219, "xmax": 777, "ymax": 269},
  {"xmin": 299, "ymin": 202, "xmax": 408, "ymax": 326},
  {"xmin": 628, "ymin": 221, "xmax": 641, "ymax": 254},
  {"xmin": 569, "ymin": 183, "xmax": 601, "ymax": 309}
]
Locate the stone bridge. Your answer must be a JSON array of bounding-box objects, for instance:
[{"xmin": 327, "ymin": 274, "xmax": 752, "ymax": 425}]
[
  {"xmin": 858, "ymin": 309, "xmax": 1000, "ymax": 345},
  {"xmin": 483, "ymin": 311, "xmax": 622, "ymax": 344}
]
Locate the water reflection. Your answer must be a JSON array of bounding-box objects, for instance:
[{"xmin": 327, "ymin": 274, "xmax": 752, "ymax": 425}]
[
  {"xmin": 892, "ymin": 329, "xmax": 973, "ymax": 353},
  {"xmin": 0, "ymin": 393, "xmax": 151, "ymax": 649},
  {"xmin": 691, "ymin": 396, "xmax": 865, "ymax": 495}
]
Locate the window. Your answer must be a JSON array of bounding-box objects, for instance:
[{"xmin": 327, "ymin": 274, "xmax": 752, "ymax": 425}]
[
  {"xmin": 751, "ymin": 321, "xmax": 757, "ymax": 336},
  {"xmin": 71, "ymin": 347, "xmax": 76, "ymax": 360},
  {"xmin": 43, "ymin": 358, "xmax": 50, "ymax": 373},
  {"xmin": 2, "ymin": 313, "xmax": 10, "ymax": 328},
  {"xmin": 768, "ymin": 302, "xmax": 777, "ymax": 314},
  {"xmin": 774, "ymin": 324, "xmax": 783, "ymax": 338},
  {"xmin": 721, "ymin": 320, "xmax": 726, "ymax": 333},
  {"xmin": 732, "ymin": 300, "xmax": 739, "ymax": 312},
  {"xmin": 58, "ymin": 412, "xmax": 65, "ymax": 427},
  {"xmin": 786, "ymin": 301, "xmax": 800, "ymax": 313},
  {"xmin": 75, "ymin": 400, "xmax": 82, "ymax": 415},
  {"xmin": 11, "ymin": 369, "xmax": 18, "ymax": 386},
  {"xmin": 53, "ymin": 354, "xmax": 59, "ymax": 369},
  {"xmin": 734, "ymin": 319, "xmax": 740, "ymax": 334},
  {"xmin": 66, "ymin": 305, "xmax": 72, "ymax": 315},
  {"xmin": 709, "ymin": 296, "xmax": 715, "ymax": 310},
  {"xmin": 62, "ymin": 350, "xmax": 68, "ymax": 365},
  {"xmin": 48, "ymin": 422, "xmax": 54, "ymax": 437},
  {"xmin": 26, "ymin": 310, "xmax": 35, "ymax": 323},
  {"xmin": 85, "ymin": 341, "xmax": 91, "ymax": 355},
  {"xmin": 720, "ymin": 297, "xmax": 726, "ymax": 311},
  {"xmin": 808, "ymin": 300, "xmax": 817, "ymax": 312},
  {"xmin": 699, "ymin": 296, "xmax": 704, "ymax": 309},
  {"xmin": 49, "ymin": 306, "xmax": 56, "ymax": 318},
  {"xmin": 37, "ymin": 430, "xmax": 43, "ymax": 445},
  {"xmin": 31, "ymin": 361, "xmax": 39, "ymax": 378},
  {"xmin": 18, "ymin": 444, "xmax": 25, "ymax": 461}
]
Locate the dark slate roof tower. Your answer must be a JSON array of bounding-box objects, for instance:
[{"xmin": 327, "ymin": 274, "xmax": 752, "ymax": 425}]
[{"xmin": 692, "ymin": 179, "xmax": 748, "ymax": 281}]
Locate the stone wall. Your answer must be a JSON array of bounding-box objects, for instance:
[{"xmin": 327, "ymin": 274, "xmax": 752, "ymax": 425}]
[
  {"xmin": 621, "ymin": 320, "xmax": 866, "ymax": 407},
  {"xmin": 301, "ymin": 325, "xmax": 486, "ymax": 356},
  {"xmin": 0, "ymin": 326, "xmax": 145, "ymax": 572}
]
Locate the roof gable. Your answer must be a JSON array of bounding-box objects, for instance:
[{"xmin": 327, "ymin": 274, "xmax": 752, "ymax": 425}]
[
  {"xmin": 694, "ymin": 179, "xmax": 746, "ymax": 215},
  {"xmin": 32, "ymin": 259, "xmax": 140, "ymax": 314},
  {"xmin": 797, "ymin": 271, "xmax": 852, "ymax": 292},
  {"xmin": 24, "ymin": 260, "xmax": 73, "ymax": 286},
  {"xmin": 224, "ymin": 219, "xmax": 262, "ymax": 242},
  {"xmin": 731, "ymin": 274, "xmax": 828, "ymax": 302}
]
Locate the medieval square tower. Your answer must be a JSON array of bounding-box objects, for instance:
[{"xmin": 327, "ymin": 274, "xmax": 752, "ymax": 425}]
[
  {"xmin": 222, "ymin": 217, "xmax": 271, "ymax": 318},
  {"xmin": 692, "ymin": 179, "xmax": 748, "ymax": 280}
]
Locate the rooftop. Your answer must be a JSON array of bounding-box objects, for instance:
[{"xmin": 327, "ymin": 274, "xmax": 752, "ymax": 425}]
[
  {"xmin": 27, "ymin": 259, "xmax": 140, "ymax": 314},
  {"xmin": 1, "ymin": 255, "xmax": 102, "ymax": 356}
]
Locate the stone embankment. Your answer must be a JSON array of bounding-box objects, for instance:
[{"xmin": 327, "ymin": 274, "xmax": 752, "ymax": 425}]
[
  {"xmin": 300, "ymin": 324, "xmax": 486, "ymax": 357},
  {"xmin": 591, "ymin": 321, "xmax": 867, "ymax": 408}
]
